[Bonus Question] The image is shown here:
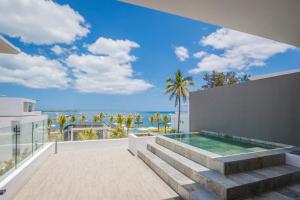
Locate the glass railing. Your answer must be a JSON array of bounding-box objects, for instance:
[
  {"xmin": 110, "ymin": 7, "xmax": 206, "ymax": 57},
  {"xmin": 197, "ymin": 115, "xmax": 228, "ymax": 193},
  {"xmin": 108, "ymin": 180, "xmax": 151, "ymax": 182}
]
[{"xmin": 0, "ymin": 119, "xmax": 48, "ymax": 181}]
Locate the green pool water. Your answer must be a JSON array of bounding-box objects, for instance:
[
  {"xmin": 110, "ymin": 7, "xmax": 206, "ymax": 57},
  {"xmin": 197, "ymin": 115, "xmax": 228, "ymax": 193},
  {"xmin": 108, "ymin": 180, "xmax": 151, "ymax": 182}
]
[{"xmin": 165, "ymin": 133, "xmax": 275, "ymax": 156}]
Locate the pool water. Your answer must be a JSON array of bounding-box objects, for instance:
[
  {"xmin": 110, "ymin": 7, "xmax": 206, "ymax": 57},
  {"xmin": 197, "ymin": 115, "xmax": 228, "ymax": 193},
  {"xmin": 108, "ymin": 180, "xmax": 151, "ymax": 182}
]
[{"xmin": 165, "ymin": 133, "xmax": 275, "ymax": 156}]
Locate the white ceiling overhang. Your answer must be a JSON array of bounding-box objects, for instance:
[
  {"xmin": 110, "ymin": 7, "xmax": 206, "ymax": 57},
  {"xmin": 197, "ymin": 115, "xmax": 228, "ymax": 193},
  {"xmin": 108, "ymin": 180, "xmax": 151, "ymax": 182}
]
[
  {"xmin": 0, "ymin": 36, "xmax": 20, "ymax": 54},
  {"xmin": 120, "ymin": 0, "xmax": 300, "ymax": 47}
]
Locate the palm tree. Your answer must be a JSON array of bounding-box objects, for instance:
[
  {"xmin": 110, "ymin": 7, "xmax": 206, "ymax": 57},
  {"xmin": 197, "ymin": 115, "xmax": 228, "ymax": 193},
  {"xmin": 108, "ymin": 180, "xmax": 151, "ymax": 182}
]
[
  {"xmin": 162, "ymin": 115, "xmax": 170, "ymax": 133},
  {"xmin": 98, "ymin": 112, "xmax": 105, "ymax": 123},
  {"xmin": 116, "ymin": 113, "xmax": 125, "ymax": 128},
  {"xmin": 109, "ymin": 115, "xmax": 115, "ymax": 125},
  {"xmin": 70, "ymin": 115, "xmax": 77, "ymax": 124},
  {"xmin": 135, "ymin": 114, "xmax": 142, "ymax": 127},
  {"xmin": 155, "ymin": 112, "xmax": 161, "ymax": 132},
  {"xmin": 125, "ymin": 114, "xmax": 133, "ymax": 134},
  {"xmin": 148, "ymin": 116, "xmax": 155, "ymax": 127},
  {"xmin": 57, "ymin": 114, "xmax": 67, "ymax": 135},
  {"xmin": 80, "ymin": 114, "xmax": 87, "ymax": 123},
  {"xmin": 165, "ymin": 70, "xmax": 194, "ymax": 132},
  {"xmin": 93, "ymin": 115, "xmax": 99, "ymax": 123},
  {"xmin": 47, "ymin": 118, "xmax": 52, "ymax": 133}
]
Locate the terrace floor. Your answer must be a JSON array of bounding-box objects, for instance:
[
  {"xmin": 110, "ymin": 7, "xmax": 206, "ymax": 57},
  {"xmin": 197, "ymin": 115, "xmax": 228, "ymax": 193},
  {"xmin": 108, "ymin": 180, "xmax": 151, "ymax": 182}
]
[{"xmin": 12, "ymin": 140, "xmax": 180, "ymax": 200}]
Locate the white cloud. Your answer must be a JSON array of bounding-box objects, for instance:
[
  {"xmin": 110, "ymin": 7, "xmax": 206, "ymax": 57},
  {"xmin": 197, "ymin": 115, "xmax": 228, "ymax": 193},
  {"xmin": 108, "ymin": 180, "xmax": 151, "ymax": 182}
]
[
  {"xmin": 87, "ymin": 37, "xmax": 140, "ymax": 63},
  {"xmin": 193, "ymin": 51, "xmax": 207, "ymax": 58},
  {"xmin": 0, "ymin": 53, "xmax": 69, "ymax": 88},
  {"xmin": 0, "ymin": 0, "xmax": 89, "ymax": 45},
  {"xmin": 66, "ymin": 37, "xmax": 153, "ymax": 94},
  {"xmin": 175, "ymin": 46, "xmax": 189, "ymax": 61},
  {"xmin": 51, "ymin": 45, "xmax": 66, "ymax": 55},
  {"xmin": 189, "ymin": 28, "xmax": 295, "ymax": 74}
]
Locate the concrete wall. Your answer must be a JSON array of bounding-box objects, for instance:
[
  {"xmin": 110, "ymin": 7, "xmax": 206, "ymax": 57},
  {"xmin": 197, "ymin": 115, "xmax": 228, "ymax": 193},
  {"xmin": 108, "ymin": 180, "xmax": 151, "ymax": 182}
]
[
  {"xmin": 190, "ymin": 71, "xmax": 300, "ymax": 147},
  {"xmin": 170, "ymin": 112, "xmax": 189, "ymax": 133}
]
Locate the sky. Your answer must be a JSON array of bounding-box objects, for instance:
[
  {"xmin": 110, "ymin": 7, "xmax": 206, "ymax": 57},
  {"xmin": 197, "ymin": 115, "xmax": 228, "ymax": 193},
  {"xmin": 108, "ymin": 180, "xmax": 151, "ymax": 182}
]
[{"xmin": 0, "ymin": 0, "xmax": 299, "ymax": 111}]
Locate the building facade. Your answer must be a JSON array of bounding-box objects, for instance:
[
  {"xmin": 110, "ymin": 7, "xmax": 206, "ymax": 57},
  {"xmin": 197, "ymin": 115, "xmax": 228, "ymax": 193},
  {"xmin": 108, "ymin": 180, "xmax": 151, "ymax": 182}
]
[
  {"xmin": 190, "ymin": 71, "xmax": 300, "ymax": 147},
  {"xmin": 0, "ymin": 97, "xmax": 48, "ymax": 180}
]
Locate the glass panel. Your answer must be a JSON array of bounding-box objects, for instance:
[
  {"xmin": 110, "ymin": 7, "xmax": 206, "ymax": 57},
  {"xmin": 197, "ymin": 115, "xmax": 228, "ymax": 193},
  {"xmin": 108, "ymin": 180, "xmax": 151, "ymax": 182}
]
[
  {"xmin": 0, "ymin": 119, "xmax": 48, "ymax": 181},
  {"xmin": 18, "ymin": 123, "xmax": 33, "ymax": 164},
  {"xmin": 33, "ymin": 121, "xmax": 43, "ymax": 153},
  {"xmin": 0, "ymin": 126, "xmax": 15, "ymax": 181}
]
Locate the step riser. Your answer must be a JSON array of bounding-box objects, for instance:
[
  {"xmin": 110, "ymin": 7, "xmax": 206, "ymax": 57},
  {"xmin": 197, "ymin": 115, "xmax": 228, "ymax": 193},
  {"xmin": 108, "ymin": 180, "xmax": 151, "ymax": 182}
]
[
  {"xmin": 224, "ymin": 154, "xmax": 286, "ymax": 175},
  {"xmin": 147, "ymin": 143, "xmax": 226, "ymax": 198},
  {"xmin": 156, "ymin": 136, "xmax": 286, "ymax": 175},
  {"xmin": 138, "ymin": 150, "xmax": 195, "ymax": 200},
  {"xmin": 228, "ymin": 172, "xmax": 300, "ymax": 200},
  {"xmin": 148, "ymin": 143, "xmax": 300, "ymax": 200}
]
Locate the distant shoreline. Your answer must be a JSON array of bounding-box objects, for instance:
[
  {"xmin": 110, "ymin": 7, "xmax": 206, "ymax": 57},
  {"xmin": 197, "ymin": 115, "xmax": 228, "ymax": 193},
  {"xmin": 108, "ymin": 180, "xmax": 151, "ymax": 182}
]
[{"xmin": 42, "ymin": 109, "xmax": 79, "ymax": 112}]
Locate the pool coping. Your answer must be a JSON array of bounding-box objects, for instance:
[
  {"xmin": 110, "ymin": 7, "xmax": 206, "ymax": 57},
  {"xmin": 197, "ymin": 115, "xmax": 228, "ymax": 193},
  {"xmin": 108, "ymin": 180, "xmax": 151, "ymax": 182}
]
[{"xmin": 157, "ymin": 132, "xmax": 293, "ymax": 174}]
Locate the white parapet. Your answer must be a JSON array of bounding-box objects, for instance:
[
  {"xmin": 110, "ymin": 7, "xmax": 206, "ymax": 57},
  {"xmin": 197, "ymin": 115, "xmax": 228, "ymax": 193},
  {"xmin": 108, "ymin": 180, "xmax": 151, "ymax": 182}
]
[{"xmin": 128, "ymin": 133, "xmax": 156, "ymax": 156}]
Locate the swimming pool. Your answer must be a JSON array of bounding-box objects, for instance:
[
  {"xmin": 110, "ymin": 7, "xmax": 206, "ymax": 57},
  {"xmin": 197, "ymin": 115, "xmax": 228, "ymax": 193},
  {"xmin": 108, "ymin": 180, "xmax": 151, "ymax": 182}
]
[{"xmin": 164, "ymin": 133, "xmax": 277, "ymax": 156}]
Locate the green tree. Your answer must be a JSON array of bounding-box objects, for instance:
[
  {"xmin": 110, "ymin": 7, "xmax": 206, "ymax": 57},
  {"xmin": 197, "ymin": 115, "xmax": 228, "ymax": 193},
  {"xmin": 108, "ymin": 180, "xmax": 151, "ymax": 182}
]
[
  {"xmin": 155, "ymin": 112, "xmax": 161, "ymax": 132},
  {"xmin": 226, "ymin": 72, "xmax": 238, "ymax": 85},
  {"xmin": 203, "ymin": 71, "xmax": 250, "ymax": 88},
  {"xmin": 47, "ymin": 118, "xmax": 52, "ymax": 133},
  {"xmin": 79, "ymin": 114, "xmax": 87, "ymax": 123},
  {"xmin": 93, "ymin": 115, "xmax": 99, "ymax": 123},
  {"xmin": 148, "ymin": 116, "xmax": 155, "ymax": 127},
  {"xmin": 109, "ymin": 115, "xmax": 115, "ymax": 125},
  {"xmin": 116, "ymin": 113, "xmax": 125, "ymax": 128},
  {"xmin": 165, "ymin": 70, "xmax": 194, "ymax": 132},
  {"xmin": 162, "ymin": 115, "xmax": 170, "ymax": 133},
  {"xmin": 98, "ymin": 112, "xmax": 105, "ymax": 123},
  {"xmin": 79, "ymin": 128, "xmax": 97, "ymax": 140},
  {"xmin": 57, "ymin": 114, "xmax": 67, "ymax": 135},
  {"xmin": 70, "ymin": 115, "xmax": 77, "ymax": 124},
  {"xmin": 125, "ymin": 114, "xmax": 134, "ymax": 134},
  {"xmin": 135, "ymin": 114, "xmax": 142, "ymax": 127}
]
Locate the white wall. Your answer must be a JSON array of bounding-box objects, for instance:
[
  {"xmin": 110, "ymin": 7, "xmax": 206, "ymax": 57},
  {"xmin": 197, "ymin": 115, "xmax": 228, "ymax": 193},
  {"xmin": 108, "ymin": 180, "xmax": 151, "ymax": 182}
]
[
  {"xmin": 171, "ymin": 112, "xmax": 189, "ymax": 133},
  {"xmin": 0, "ymin": 98, "xmax": 37, "ymax": 117}
]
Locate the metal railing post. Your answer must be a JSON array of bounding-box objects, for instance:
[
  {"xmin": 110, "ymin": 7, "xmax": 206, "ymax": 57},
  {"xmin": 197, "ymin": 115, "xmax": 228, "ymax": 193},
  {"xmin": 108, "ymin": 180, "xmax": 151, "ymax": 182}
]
[{"xmin": 55, "ymin": 136, "xmax": 58, "ymax": 154}]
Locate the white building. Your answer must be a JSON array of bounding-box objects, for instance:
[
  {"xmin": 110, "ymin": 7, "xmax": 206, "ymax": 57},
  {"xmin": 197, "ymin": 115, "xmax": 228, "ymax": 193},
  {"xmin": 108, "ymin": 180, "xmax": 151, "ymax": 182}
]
[
  {"xmin": 170, "ymin": 104, "xmax": 189, "ymax": 133},
  {"xmin": 0, "ymin": 97, "xmax": 48, "ymax": 177},
  {"xmin": 0, "ymin": 97, "xmax": 47, "ymax": 128}
]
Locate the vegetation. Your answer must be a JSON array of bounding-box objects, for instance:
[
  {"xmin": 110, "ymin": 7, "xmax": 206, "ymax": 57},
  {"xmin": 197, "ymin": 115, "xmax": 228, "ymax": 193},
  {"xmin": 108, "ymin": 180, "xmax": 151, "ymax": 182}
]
[
  {"xmin": 79, "ymin": 114, "xmax": 87, "ymax": 123},
  {"xmin": 93, "ymin": 115, "xmax": 100, "ymax": 123},
  {"xmin": 109, "ymin": 115, "xmax": 115, "ymax": 125},
  {"xmin": 109, "ymin": 127, "xmax": 127, "ymax": 138},
  {"xmin": 56, "ymin": 114, "xmax": 67, "ymax": 134},
  {"xmin": 98, "ymin": 112, "xmax": 105, "ymax": 123},
  {"xmin": 0, "ymin": 159, "xmax": 14, "ymax": 176},
  {"xmin": 202, "ymin": 71, "xmax": 250, "ymax": 89},
  {"xmin": 47, "ymin": 118, "xmax": 52, "ymax": 133},
  {"xmin": 78, "ymin": 128, "xmax": 98, "ymax": 140},
  {"xmin": 154, "ymin": 112, "xmax": 161, "ymax": 132},
  {"xmin": 70, "ymin": 115, "xmax": 77, "ymax": 123},
  {"xmin": 165, "ymin": 70, "xmax": 194, "ymax": 132},
  {"xmin": 135, "ymin": 114, "xmax": 142, "ymax": 127},
  {"xmin": 125, "ymin": 114, "xmax": 134, "ymax": 134},
  {"xmin": 116, "ymin": 114, "xmax": 125, "ymax": 128},
  {"xmin": 161, "ymin": 115, "xmax": 170, "ymax": 133},
  {"xmin": 148, "ymin": 115, "xmax": 155, "ymax": 126}
]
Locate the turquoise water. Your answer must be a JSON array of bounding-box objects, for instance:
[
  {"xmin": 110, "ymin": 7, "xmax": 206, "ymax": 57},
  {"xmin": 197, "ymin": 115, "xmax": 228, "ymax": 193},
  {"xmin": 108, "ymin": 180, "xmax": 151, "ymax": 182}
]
[
  {"xmin": 165, "ymin": 133, "xmax": 275, "ymax": 156},
  {"xmin": 44, "ymin": 111, "xmax": 174, "ymax": 130}
]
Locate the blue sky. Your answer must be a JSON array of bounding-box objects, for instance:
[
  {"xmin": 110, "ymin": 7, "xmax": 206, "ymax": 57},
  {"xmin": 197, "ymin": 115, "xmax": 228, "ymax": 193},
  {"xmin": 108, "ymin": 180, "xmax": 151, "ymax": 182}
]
[{"xmin": 0, "ymin": 0, "xmax": 299, "ymax": 111}]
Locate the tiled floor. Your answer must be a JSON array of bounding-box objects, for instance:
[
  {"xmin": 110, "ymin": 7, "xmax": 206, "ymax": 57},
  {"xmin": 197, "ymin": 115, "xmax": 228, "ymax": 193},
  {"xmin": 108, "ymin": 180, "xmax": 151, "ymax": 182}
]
[{"xmin": 13, "ymin": 146, "xmax": 180, "ymax": 200}]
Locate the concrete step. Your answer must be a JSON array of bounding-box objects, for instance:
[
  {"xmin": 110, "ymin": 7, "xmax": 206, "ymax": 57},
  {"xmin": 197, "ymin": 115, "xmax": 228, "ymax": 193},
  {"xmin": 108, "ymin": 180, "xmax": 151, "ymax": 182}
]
[
  {"xmin": 156, "ymin": 135, "xmax": 287, "ymax": 175},
  {"xmin": 137, "ymin": 149, "xmax": 219, "ymax": 200},
  {"xmin": 148, "ymin": 143, "xmax": 300, "ymax": 200},
  {"xmin": 246, "ymin": 182, "xmax": 300, "ymax": 200}
]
